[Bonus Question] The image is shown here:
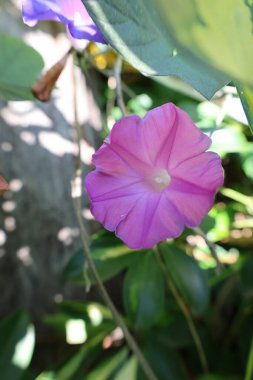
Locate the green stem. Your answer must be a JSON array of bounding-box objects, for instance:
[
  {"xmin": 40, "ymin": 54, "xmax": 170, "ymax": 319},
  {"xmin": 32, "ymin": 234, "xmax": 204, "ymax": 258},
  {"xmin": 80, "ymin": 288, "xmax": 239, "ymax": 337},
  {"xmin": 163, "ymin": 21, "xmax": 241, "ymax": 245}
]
[
  {"xmin": 74, "ymin": 202, "xmax": 158, "ymax": 380},
  {"xmin": 72, "ymin": 54, "xmax": 158, "ymax": 380},
  {"xmin": 220, "ymin": 187, "xmax": 253, "ymax": 209},
  {"xmin": 154, "ymin": 246, "xmax": 209, "ymax": 374},
  {"xmin": 193, "ymin": 227, "xmax": 223, "ymax": 273},
  {"xmin": 114, "ymin": 55, "xmax": 126, "ymax": 116}
]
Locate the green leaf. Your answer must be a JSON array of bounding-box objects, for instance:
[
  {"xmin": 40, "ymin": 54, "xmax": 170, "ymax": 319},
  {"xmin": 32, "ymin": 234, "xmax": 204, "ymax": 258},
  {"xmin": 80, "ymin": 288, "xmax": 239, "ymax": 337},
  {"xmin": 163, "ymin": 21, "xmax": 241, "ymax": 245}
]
[
  {"xmin": 114, "ymin": 356, "xmax": 138, "ymax": 380},
  {"xmin": 155, "ymin": 316, "xmax": 192, "ymax": 349},
  {"xmin": 156, "ymin": 0, "xmax": 253, "ymax": 87},
  {"xmin": 0, "ymin": 34, "xmax": 44, "ymax": 101},
  {"xmin": 236, "ymin": 82, "xmax": 253, "ymax": 133},
  {"xmin": 137, "ymin": 340, "xmax": 187, "ymax": 380},
  {"xmin": 36, "ymin": 333, "xmax": 106, "ymax": 380},
  {"xmin": 0, "ymin": 311, "xmax": 35, "ymax": 380},
  {"xmin": 123, "ymin": 251, "xmax": 165, "ymax": 329},
  {"xmin": 86, "ymin": 348, "xmax": 128, "ymax": 380},
  {"xmin": 63, "ymin": 232, "xmax": 134, "ymax": 285},
  {"xmin": 241, "ymin": 152, "xmax": 253, "ymax": 180},
  {"xmin": 161, "ymin": 245, "xmax": 209, "ymax": 315},
  {"xmin": 83, "ymin": 0, "xmax": 229, "ymax": 99}
]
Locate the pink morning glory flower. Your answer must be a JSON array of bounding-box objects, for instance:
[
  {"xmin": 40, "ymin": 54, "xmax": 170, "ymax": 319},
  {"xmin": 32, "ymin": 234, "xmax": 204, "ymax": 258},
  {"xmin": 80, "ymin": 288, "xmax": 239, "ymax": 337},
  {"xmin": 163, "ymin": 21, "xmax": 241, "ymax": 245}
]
[
  {"xmin": 22, "ymin": 0, "xmax": 105, "ymax": 46},
  {"xmin": 85, "ymin": 103, "xmax": 224, "ymax": 249}
]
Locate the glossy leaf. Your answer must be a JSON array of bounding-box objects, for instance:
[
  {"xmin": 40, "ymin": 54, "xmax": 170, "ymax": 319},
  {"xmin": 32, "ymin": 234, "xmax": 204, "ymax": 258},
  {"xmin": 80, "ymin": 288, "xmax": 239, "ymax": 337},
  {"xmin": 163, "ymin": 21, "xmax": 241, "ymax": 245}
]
[
  {"xmin": 123, "ymin": 251, "xmax": 165, "ymax": 329},
  {"xmin": 156, "ymin": 0, "xmax": 253, "ymax": 87},
  {"xmin": 83, "ymin": 0, "xmax": 229, "ymax": 99},
  {"xmin": 161, "ymin": 245, "xmax": 209, "ymax": 315},
  {"xmin": 0, "ymin": 311, "xmax": 35, "ymax": 380},
  {"xmin": 0, "ymin": 34, "xmax": 44, "ymax": 101}
]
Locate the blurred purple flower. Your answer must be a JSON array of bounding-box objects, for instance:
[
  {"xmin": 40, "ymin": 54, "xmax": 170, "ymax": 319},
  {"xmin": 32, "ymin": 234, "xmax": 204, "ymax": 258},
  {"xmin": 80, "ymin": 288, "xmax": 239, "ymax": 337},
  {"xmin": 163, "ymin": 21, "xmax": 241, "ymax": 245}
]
[
  {"xmin": 85, "ymin": 103, "xmax": 224, "ymax": 249},
  {"xmin": 22, "ymin": 0, "xmax": 105, "ymax": 46}
]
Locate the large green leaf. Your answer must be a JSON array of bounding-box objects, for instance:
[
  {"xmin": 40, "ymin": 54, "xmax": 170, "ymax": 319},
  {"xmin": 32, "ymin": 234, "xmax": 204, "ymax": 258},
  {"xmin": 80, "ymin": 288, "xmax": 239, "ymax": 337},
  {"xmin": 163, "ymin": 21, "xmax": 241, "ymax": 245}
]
[
  {"xmin": 83, "ymin": 0, "xmax": 229, "ymax": 99},
  {"xmin": 0, "ymin": 34, "xmax": 44, "ymax": 101},
  {"xmin": 123, "ymin": 251, "xmax": 165, "ymax": 330},
  {"xmin": 156, "ymin": 0, "xmax": 253, "ymax": 87},
  {"xmin": 0, "ymin": 311, "xmax": 35, "ymax": 380},
  {"xmin": 161, "ymin": 244, "xmax": 209, "ymax": 315}
]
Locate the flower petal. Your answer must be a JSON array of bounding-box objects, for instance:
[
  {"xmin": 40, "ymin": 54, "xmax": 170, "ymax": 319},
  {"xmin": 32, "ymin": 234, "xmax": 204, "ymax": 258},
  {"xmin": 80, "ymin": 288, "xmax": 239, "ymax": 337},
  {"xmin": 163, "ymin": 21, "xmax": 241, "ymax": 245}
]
[
  {"xmin": 171, "ymin": 151, "xmax": 224, "ymax": 191},
  {"xmin": 92, "ymin": 142, "xmax": 139, "ymax": 178},
  {"xmin": 141, "ymin": 102, "xmax": 178, "ymax": 168},
  {"xmin": 166, "ymin": 152, "xmax": 223, "ymax": 227},
  {"xmin": 85, "ymin": 171, "xmax": 146, "ymax": 231},
  {"xmin": 167, "ymin": 106, "xmax": 211, "ymax": 170},
  {"xmin": 68, "ymin": 23, "xmax": 106, "ymax": 43},
  {"xmin": 22, "ymin": 0, "xmax": 59, "ymax": 26},
  {"xmin": 22, "ymin": 0, "xmax": 106, "ymax": 43},
  {"xmin": 166, "ymin": 186, "xmax": 214, "ymax": 228},
  {"xmin": 115, "ymin": 191, "xmax": 184, "ymax": 249},
  {"xmin": 109, "ymin": 114, "xmax": 152, "ymax": 165}
]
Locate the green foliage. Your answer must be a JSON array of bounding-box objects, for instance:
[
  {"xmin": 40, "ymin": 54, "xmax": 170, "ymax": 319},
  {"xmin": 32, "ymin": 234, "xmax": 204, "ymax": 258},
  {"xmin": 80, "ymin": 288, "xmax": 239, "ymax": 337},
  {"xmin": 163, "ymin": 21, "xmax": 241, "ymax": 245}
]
[
  {"xmin": 0, "ymin": 311, "xmax": 35, "ymax": 380},
  {"xmin": 85, "ymin": 348, "xmax": 128, "ymax": 380},
  {"xmin": 113, "ymin": 356, "xmax": 138, "ymax": 380},
  {"xmin": 123, "ymin": 251, "xmax": 165, "ymax": 330},
  {"xmin": 36, "ymin": 332, "xmax": 107, "ymax": 380},
  {"xmin": 161, "ymin": 244, "xmax": 210, "ymax": 315},
  {"xmin": 82, "ymin": 0, "xmax": 229, "ymax": 99},
  {"xmin": 137, "ymin": 340, "xmax": 187, "ymax": 380},
  {"xmin": 63, "ymin": 232, "xmax": 134, "ymax": 285},
  {"xmin": 0, "ymin": 34, "xmax": 44, "ymax": 101},
  {"xmin": 2, "ymin": 2, "xmax": 253, "ymax": 378}
]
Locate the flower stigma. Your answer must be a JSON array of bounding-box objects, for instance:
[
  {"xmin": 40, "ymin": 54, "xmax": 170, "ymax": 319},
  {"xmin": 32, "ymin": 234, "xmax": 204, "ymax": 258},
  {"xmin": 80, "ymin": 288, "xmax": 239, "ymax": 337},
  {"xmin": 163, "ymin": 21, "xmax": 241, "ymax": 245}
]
[{"xmin": 149, "ymin": 169, "xmax": 171, "ymax": 192}]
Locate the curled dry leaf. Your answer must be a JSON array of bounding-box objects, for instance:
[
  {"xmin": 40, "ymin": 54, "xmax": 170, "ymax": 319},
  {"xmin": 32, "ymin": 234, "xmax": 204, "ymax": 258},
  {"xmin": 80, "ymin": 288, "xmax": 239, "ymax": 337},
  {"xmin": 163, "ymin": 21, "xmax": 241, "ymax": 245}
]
[{"xmin": 31, "ymin": 48, "xmax": 72, "ymax": 102}]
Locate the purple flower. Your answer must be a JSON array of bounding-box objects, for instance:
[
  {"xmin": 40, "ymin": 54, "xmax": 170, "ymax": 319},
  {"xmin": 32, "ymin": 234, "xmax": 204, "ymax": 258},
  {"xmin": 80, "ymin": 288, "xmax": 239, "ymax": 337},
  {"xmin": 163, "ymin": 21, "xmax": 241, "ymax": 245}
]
[
  {"xmin": 85, "ymin": 103, "xmax": 224, "ymax": 249},
  {"xmin": 22, "ymin": 0, "xmax": 105, "ymax": 45}
]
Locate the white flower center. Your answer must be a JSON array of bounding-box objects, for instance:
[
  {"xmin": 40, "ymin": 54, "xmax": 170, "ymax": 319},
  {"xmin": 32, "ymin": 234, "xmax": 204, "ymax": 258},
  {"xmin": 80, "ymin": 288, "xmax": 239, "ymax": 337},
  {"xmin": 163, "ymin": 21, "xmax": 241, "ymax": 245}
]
[{"xmin": 149, "ymin": 169, "xmax": 171, "ymax": 192}]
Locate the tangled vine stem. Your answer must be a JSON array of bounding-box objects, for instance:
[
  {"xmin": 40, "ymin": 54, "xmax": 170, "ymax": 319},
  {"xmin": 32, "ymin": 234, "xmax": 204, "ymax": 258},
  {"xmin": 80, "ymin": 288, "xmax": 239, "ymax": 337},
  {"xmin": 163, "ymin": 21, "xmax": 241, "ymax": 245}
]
[
  {"xmin": 153, "ymin": 246, "xmax": 209, "ymax": 374},
  {"xmin": 114, "ymin": 55, "xmax": 126, "ymax": 116},
  {"xmin": 71, "ymin": 53, "xmax": 158, "ymax": 380}
]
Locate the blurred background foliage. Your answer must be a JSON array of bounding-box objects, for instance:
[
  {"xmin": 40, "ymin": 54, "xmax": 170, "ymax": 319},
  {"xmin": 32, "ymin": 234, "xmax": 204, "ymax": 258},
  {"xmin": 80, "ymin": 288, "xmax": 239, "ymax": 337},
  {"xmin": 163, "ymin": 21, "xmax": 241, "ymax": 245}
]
[{"xmin": 1, "ymin": 1, "xmax": 253, "ymax": 380}]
